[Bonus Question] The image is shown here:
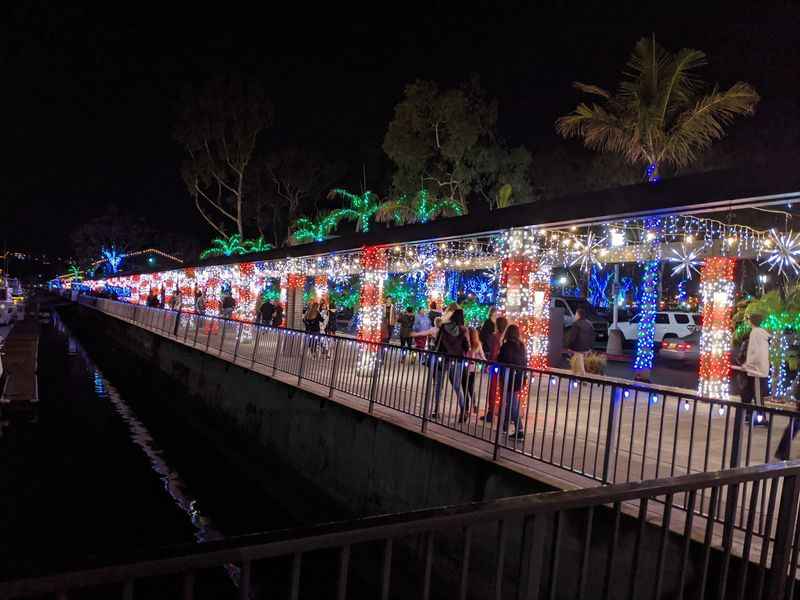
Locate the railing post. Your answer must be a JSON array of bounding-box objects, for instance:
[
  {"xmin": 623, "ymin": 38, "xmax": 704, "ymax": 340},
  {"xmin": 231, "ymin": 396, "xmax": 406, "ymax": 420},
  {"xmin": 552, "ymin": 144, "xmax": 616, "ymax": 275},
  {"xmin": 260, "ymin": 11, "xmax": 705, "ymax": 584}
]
[
  {"xmin": 493, "ymin": 368, "xmax": 510, "ymax": 461},
  {"xmin": 173, "ymin": 309, "xmax": 181, "ymax": 337},
  {"xmin": 132, "ymin": 304, "xmax": 139, "ymax": 324},
  {"xmin": 250, "ymin": 324, "xmax": 262, "ymax": 368},
  {"xmin": 205, "ymin": 317, "xmax": 213, "ymax": 350},
  {"xmin": 601, "ymin": 385, "xmax": 623, "ymax": 483},
  {"xmin": 232, "ymin": 322, "xmax": 243, "ymax": 360},
  {"xmin": 297, "ymin": 334, "xmax": 308, "ymax": 385},
  {"xmin": 272, "ymin": 330, "xmax": 284, "ymax": 376},
  {"xmin": 517, "ymin": 514, "xmax": 545, "ymax": 600},
  {"xmin": 768, "ymin": 473, "xmax": 800, "ymax": 599},
  {"xmin": 729, "ymin": 403, "xmax": 744, "ymax": 469},
  {"xmin": 193, "ymin": 316, "xmax": 202, "ymax": 346},
  {"xmin": 160, "ymin": 307, "xmax": 167, "ymax": 332},
  {"xmin": 219, "ymin": 318, "xmax": 228, "ymax": 353},
  {"xmin": 367, "ymin": 345, "xmax": 383, "ymax": 414},
  {"xmin": 421, "ymin": 353, "xmax": 434, "ymax": 433},
  {"xmin": 328, "ymin": 337, "xmax": 341, "ymax": 399}
]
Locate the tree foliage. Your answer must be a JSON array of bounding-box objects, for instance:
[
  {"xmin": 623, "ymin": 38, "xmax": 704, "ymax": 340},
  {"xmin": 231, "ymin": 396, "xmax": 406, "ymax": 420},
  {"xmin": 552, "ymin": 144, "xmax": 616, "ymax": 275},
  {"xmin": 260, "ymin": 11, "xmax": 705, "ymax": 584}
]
[
  {"xmin": 556, "ymin": 35, "xmax": 760, "ymax": 179},
  {"xmin": 327, "ymin": 189, "xmax": 381, "ymax": 233},
  {"xmin": 383, "ymin": 77, "xmax": 531, "ymax": 210},
  {"xmin": 249, "ymin": 146, "xmax": 342, "ymax": 246},
  {"xmin": 70, "ymin": 205, "xmax": 154, "ymax": 265},
  {"xmin": 376, "ymin": 189, "xmax": 466, "ymax": 225},
  {"xmin": 175, "ymin": 75, "xmax": 273, "ymax": 238},
  {"xmin": 290, "ymin": 212, "xmax": 345, "ymax": 245}
]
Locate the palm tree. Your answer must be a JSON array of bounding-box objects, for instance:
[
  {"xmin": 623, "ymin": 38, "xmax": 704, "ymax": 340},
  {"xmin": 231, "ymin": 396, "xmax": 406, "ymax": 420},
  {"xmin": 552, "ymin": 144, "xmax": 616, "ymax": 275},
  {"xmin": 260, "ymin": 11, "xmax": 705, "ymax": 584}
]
[
  {"xmin": 244, "ymin": 236, "xmax": 273, "ymax": 253},
  {"xmin": 290, "ymin": 212, "xmax": 344, "ymax": 244},
  {"xmin": 327, "ymin": 189, "xmax": 380, "ymax": 233},
  {"xmin": 67, "ymin": 264, "xmax": 83, "ymax": 281},
  {"xmin": 199, "ymin": 234, "xmax": 248, "ymax": 260},
  {"xmin": 556, "ymin": 35, "xmax": 759, "ymax": 181},
  {"xmin": 376, "ymin": 189, "xmax": 466, "ymax": 225}
]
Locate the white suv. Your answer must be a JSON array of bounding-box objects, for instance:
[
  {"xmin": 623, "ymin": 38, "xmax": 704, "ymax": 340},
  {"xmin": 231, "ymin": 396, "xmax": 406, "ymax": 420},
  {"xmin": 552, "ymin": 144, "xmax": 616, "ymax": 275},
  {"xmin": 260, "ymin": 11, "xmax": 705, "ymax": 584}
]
[{"xmin": 617, "ymin": 311, "xmax": 699, "ymax": 343}]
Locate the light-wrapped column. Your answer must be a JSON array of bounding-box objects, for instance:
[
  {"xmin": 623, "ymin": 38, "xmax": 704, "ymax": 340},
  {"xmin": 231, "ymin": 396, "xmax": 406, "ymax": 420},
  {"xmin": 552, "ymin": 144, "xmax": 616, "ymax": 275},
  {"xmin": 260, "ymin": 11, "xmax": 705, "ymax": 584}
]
[
  {"xmin": 427, "ymin": 269, "xmax": 445, "ymax": 310},
  {"xmin": 633, "ymin": 260, "xmax": 660, "ymax": 372},
  {"xmin": 357, "ymin": 247, "xmax": 388, "ymax": 374},
  {"xmin": 697, "ymin": 256, "xmax": 736, "ymax": 400}
]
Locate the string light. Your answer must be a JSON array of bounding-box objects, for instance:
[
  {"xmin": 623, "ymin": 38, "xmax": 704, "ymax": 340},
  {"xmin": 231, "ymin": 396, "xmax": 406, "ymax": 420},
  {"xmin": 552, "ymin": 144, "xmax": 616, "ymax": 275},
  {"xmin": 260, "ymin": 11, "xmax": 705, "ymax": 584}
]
[
  {"xmin": 697, "ymin": 257, "xmax": 736, "ymax": 400},
  {"xmin": 633, "ymin": 260, "xmax": 659, "ymax": 372}
]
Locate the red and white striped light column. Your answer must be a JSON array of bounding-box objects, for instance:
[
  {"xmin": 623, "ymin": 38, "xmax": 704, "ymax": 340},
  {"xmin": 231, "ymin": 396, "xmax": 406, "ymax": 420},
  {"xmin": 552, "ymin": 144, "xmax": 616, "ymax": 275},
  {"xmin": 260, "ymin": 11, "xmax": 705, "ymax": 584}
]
[{"xmin": 697, "ymin": 256, "xmax": 736, "ymax": 400}]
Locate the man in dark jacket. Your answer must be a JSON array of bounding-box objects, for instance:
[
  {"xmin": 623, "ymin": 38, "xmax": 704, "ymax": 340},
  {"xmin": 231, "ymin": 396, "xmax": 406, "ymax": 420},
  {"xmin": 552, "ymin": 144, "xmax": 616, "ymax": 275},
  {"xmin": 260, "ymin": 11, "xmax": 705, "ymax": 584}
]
[
  {"xmin": 258, "ymin": 299, "xmax": 275, "ymax": 325},
  {"xmin": 564, "ymin": 308, "xmax": 595, "ymax": 375}
]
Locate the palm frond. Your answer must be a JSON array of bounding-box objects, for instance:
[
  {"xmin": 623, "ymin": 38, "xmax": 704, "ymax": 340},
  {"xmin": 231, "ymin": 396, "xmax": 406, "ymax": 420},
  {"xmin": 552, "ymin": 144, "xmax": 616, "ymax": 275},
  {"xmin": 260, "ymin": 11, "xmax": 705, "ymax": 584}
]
[
  {"xmin": 376, "ymin": 196, "xmax": 415, "ymax": 224},
  {"xmin": 572, "ymin": 82, "xmax": 611, "ymax": 99},
  {"xmin": 623, "ymin": 35, "xmax": 670, "ymax": 103},
  {"xmin": 658, "ymin": 48, "xmax": 706, "ymax": 121},
  {"xmin": 662, "ymin": 82, "xmax": 760, "ymax": 167},
  {"xmin": 556, "ymin": 103, "xmax": 634, "ymax": 157}
]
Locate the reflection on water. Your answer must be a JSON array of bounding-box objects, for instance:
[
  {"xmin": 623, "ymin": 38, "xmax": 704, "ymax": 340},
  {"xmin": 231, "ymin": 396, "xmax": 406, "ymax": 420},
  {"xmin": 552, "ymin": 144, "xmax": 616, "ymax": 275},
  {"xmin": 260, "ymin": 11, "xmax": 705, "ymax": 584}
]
[{"xmin": 53, "ymin": 313, "xmax": 240, "ymax": 585}]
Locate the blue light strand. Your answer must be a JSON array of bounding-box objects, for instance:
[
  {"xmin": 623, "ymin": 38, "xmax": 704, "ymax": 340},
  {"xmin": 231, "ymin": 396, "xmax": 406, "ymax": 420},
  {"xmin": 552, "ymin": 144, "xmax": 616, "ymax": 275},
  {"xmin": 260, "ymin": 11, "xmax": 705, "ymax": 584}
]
[{"xmin": 634, "ymin": 260, "xmax": 660, "ymax": 371}]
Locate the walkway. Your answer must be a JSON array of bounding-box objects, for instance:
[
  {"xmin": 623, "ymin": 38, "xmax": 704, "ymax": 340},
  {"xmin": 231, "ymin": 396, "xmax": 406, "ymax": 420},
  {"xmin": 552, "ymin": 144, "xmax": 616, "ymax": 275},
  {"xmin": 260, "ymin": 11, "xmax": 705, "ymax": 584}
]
[{"xmin": 78, "ymin": 297, "xmax": 800, "ymax": 569}]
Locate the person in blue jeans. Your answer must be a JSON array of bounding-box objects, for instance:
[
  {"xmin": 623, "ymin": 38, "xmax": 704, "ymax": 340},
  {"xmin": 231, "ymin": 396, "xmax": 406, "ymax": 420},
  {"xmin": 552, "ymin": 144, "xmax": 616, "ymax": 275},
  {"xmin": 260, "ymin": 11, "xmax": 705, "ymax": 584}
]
[
  {"xmin": 430, "ymin": 307, "xmax": 469, "ymax": 420},
  {"xmin": 496, "ymin": 324, "xmax": 527, "ymax": 439}
]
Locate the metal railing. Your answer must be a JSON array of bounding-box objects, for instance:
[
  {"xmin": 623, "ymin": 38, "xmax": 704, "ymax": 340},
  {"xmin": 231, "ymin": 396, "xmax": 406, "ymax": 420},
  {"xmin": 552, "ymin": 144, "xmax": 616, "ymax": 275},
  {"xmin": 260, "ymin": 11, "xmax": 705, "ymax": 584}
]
[
  {"xmin": 77, "ymin": 298, "xmax": 800, "ymax": 535},
  {"xmin": 4, "ymin": 460, "xmax": 800, "ymax": 599}
]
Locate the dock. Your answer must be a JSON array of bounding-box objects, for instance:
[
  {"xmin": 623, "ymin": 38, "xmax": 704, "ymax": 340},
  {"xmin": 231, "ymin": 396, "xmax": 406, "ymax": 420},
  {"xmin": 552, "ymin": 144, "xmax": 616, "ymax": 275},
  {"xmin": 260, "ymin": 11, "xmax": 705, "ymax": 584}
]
[{"xmin": 1, "ymin": 317, "xmax": 40, "ymax": 415}]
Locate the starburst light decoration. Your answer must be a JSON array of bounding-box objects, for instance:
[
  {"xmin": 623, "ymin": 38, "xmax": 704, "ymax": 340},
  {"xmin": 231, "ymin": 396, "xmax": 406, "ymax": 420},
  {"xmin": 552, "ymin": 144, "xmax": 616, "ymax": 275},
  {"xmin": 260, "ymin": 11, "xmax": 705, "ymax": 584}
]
[
  {"xmin": 760, "ymin": 229, "xmax": 800, "ymax": 278},
  {"xmin": 569, "ymin": 231, "xmax": 606, "ymax": 272},
  {"xmin": 669, "ymin": 245, "xmax": 704, "ymax": 280}
]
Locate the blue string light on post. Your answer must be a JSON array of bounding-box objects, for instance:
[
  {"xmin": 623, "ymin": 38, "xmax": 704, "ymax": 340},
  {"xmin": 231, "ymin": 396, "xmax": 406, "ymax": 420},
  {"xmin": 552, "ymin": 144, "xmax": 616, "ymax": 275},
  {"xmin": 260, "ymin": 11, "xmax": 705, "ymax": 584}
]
[{"xmin": 634, "ymin": 260, "xmax": 660, "ymax": 373}]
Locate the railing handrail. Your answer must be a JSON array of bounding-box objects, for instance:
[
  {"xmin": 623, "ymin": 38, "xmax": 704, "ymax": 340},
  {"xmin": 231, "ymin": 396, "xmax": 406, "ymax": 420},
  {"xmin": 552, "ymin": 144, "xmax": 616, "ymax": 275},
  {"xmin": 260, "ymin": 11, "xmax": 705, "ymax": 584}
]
[
  {"xmin": 4, "ymin": 458, "xmax": 800, "ymax": 597},
  {"xmin": 82, "ymin": 295, "xmax": 800, "ymax": 417}
]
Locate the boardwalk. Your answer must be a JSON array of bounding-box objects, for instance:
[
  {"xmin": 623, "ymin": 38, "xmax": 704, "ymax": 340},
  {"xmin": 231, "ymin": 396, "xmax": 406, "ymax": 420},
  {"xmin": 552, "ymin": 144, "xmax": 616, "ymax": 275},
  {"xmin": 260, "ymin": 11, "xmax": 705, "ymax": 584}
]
[{"xmin": 81, "ymin": 298, "xmax": 800, "ymax": 571}]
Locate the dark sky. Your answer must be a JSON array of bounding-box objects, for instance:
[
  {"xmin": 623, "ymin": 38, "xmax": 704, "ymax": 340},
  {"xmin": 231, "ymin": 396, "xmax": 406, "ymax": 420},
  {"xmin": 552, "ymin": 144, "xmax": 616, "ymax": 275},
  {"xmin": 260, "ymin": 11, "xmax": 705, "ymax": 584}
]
[{"xmin": 3, "ymin": 4, "xmax": 799, "ymax": 256}]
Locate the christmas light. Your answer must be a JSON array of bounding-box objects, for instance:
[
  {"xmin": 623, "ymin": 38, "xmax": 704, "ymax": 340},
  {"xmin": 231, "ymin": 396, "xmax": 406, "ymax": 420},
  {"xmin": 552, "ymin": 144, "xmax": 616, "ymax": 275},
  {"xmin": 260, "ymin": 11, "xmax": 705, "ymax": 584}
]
[
  {"xmin": 633, "ymin": 260, "xmax": 660, "ymax": 372},
  {"xmin": 697, "ymin": 257, "xmax": 736, "ymax": 400},
  {"xmin": 760, "ymin": 229, "xmax": 800, "ymax": 278},
  {"xmin": 669, "ymin": 245, "xmax": 703, "ymax": 280}
]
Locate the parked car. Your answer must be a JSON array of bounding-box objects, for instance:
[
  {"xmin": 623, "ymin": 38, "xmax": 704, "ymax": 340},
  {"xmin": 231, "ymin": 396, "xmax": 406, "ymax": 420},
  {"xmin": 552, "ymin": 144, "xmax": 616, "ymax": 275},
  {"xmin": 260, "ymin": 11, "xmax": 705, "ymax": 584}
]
[
  {"xmin": 617, "ymin": 311, "xmax": 699, "ymax": 343},
  {"xmin": 659, "ymin": 331, "xmax": 700, "ymax": 364},
  {"xmin": 552, "ymin": 297, "xmax": 610, "ymax": 349},
  {"xmin": 0, "ymin": 287, "xmax": 20, "ymax": 325}
]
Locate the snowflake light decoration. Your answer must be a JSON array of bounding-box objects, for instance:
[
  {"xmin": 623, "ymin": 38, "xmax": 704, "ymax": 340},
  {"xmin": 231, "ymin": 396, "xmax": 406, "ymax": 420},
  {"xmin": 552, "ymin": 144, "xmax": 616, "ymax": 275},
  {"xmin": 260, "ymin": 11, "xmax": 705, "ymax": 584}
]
[
  {"xmin": 569, "ymin": 231, "xmax": 606, "ymax": 272},
  {"xmin": 761, "ymin": 229, "xmax": 800, "ymax": 278},
  {"xmin": 669, "ymin": 245, "xmax": 704, "ymax": 280}
]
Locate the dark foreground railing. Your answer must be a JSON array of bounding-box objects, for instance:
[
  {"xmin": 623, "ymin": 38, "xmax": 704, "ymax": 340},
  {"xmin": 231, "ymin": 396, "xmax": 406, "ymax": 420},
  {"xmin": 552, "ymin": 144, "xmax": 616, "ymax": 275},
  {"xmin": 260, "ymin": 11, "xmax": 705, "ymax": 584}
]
[
  {"xmin": 3, "ymin": 461, "xmax": 800, "ymax": 599},
  {"xmin": 76, "ymin": 298, "xmax": 800, "ymax": 541}
]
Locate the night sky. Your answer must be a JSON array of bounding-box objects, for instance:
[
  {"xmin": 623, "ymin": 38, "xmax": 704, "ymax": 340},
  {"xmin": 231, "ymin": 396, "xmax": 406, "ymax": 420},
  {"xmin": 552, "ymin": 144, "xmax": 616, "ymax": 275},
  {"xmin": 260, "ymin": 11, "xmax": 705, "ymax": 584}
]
[{"xmin": 4, "ymin": 4, "xmax": 799, "ymax": 257}]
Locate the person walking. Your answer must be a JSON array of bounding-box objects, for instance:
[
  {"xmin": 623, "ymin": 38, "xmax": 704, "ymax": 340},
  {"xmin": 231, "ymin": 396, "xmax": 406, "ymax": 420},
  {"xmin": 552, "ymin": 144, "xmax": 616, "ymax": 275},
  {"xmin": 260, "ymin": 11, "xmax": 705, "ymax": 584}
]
[
  {"xmin": 159, "ymin": 287, "xmax": 166, "ymax": 309},
  {"xmin": 170, "ymin": 287, "xmax": 182, "ymax": 310},
  {"xmin": 271, "ymin": 302, "xmax": 284, "ymax": 328},
  {"xmin": 325, "ymin": 302, "xmax": 338, "ymax": 335},
  {"xmin": 463, "ymin": 327, "xmax": 487, "ymax": 414},
  {"xmin": 565, "ymin": 308, "xmax": 594, "ymax": 376},
  {"xmin": 427, "ymin": 302, "xmax": 442, "ymax": 329},
  {"xmin": 382, "ymin": 300, "xmax": 397, "ymax": 344},
  {"xmin": 479, "ymin": 307, "xmax": 498, "ymax": 356},
  {"xmin": 737, "ymin": 313, "xmax": 770, "ymax": 424},
  {"xmin": 413, "ymin": 307, "xmax": 431, "ymax": 351},
  {"xmin": 482, "ymin": 316, "xmax": 509, "ymax": 423},
  {"xmin": 194, "ymin": 290, "xmax": 206, "ymax": 315},
  {"xmin": 221, "ymin": 293, "xmax": 236, "ymax": 319},
  {"xmin": 303, "ymin": 301, "xmax": 324, "ymax": 355},
  {"xmin": 258, "ymin": 297, "xmax": 275, "ymax": 325},
  {"xmin": 398, "ymin": 306, "xmax": 415, "ymax": 352},
  {"xmin": 430, "ymin": 308, "xmax": 469, "ymax": 421},
  {"xmin": 497, "ymin": 324, "xmax": 527, "ymax": 439}
]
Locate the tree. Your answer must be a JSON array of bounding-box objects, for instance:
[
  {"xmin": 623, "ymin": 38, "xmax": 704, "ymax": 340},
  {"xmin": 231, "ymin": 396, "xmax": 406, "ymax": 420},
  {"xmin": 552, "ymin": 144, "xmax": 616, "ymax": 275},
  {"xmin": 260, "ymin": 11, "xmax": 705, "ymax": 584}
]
[
  {"xmin": 70, "ymin": 205, "xmax": 154, "ymax": 265},
  {"xmin": 290, "ymin": 212, "xmax": 345, "ymax": 245},
  {"xmin": 376, "ymin": 189, "xmax": 466, "ymax": 225},
  {"xmin": 383, "ymin": 77, "xmax": 529, "ymax": 210},
  {"xmin": 175, "ymin": 76, "xmax": 273, "ymax": 238},
  {"xmin": 249, "ymin": 147, "xmax": 342, "ymax": 246},
  {"xmin": 327, "ymin": 189, "xmax": 380, "ymax": 233},
  {"xmin": 556, "ymin": 35, "xmax": 760, "ymax": 181}
]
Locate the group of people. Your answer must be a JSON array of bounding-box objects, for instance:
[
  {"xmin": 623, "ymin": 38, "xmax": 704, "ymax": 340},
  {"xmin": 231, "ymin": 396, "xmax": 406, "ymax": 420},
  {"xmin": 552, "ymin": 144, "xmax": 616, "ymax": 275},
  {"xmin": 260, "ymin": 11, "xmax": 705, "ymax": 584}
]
[{"xmin": 381, "ymin": 302, "xmax": 527, "ymax": 438}]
